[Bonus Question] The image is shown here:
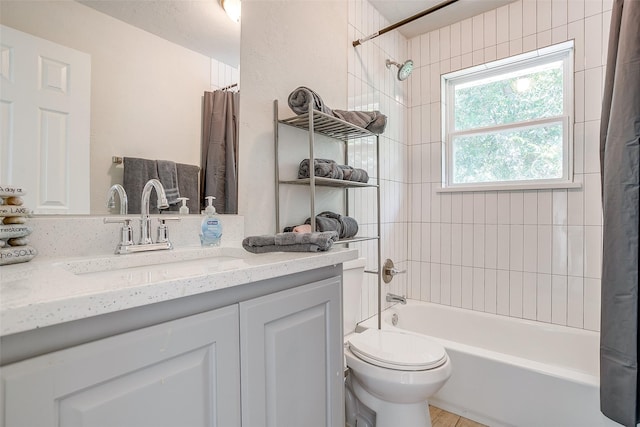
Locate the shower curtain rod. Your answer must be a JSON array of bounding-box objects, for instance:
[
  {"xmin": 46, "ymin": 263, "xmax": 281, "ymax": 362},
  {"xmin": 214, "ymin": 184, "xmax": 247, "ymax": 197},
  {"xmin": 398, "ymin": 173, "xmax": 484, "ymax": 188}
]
[
  {"xmin": 219, "ymin": 83, "xmax": 238, "ymax": 91},
  {"xmin": 352, "ymin": 0, "xmax": 460, "ymax": 47}
]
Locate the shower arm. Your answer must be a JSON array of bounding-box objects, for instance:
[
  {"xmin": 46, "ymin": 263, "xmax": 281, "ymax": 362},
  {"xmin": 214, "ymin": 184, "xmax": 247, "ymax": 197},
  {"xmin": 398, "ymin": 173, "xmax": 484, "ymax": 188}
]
[{"xmin": 352, "ymin": 0, "xmax": 460, "ymax": 47}]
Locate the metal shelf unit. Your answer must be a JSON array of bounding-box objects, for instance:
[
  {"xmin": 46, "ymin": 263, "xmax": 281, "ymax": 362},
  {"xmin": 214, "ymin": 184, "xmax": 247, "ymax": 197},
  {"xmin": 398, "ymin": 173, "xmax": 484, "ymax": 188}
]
[{"xmin": 273, "ymin": 99, "xmax": 382, "ymax": 318}]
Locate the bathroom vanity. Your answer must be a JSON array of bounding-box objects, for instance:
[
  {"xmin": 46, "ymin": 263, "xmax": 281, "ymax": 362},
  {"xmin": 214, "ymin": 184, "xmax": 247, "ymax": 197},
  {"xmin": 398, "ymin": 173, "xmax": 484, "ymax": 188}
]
[{"xmin": 0, "ymin": 241, "xmax": 356, "ymax": 427}]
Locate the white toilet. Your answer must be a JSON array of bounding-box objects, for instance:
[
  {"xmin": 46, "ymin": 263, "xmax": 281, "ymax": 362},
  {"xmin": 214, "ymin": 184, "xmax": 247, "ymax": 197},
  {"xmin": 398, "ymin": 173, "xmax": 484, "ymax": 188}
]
[{"xmin": 343, "ymin": 259, "xmax": 452, "ymax": 427}]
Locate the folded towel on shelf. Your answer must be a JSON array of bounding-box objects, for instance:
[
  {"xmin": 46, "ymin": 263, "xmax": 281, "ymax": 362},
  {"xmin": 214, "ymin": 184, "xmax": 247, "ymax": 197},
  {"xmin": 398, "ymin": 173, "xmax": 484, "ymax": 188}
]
[
  {"xmin": 304, "ymin": 211, "xmax": 359, "ymax": 239},
  {"xmin": 157, "ymin": 160, "xmax": 180, "ymax": 205},
  {"xmin": 333, "ymin": 109, "xmax": 387, "ymax": 135},
  {"xmin": 123, "ymin": 157, "xmax": 160, "ymax": 214},
  {"xmin": 288, "ymin": 86, "xmax": 334, "ymax": 116},
  {"xmin": 287, "ymin": 86, "xmax": 388, "ymax": 134},
  {"xmin": 275, "ymin": 231, "xmax": 338, "ymax": 246},
  {"xmin": 298, "ymin": 159, "xmax": 344, "ymax": 180},
  {"xmin": 337, "ymin": 165, "xmax": 369, "ymax": 183},
  {"xmin": 242, "ymin": 231, "xmax": 339, "ymax": 254}
]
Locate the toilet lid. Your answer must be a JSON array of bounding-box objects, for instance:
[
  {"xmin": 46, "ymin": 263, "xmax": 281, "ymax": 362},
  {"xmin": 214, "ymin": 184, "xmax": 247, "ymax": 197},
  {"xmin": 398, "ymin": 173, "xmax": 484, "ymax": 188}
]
[{"xmin": 348, "ymin": 329, "xmax": 447, "ymax": 371}]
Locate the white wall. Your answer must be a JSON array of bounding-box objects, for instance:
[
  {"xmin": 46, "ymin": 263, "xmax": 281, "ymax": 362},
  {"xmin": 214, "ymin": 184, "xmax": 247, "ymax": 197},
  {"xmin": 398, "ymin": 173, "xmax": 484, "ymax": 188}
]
[
  {"xmin": 348, "ymin": 0, "xmax": 410, "ymax": 322},
  {"xmin": 405, "ymin": 0, "xmax": 609, "ymax": 331},
  {"xmin": 1, "ymin": 0, "xmax": 237, "ymax": 214},
  {"xmin": 238, "ymin": 0, "xmax": 348, "ymax": 237}
]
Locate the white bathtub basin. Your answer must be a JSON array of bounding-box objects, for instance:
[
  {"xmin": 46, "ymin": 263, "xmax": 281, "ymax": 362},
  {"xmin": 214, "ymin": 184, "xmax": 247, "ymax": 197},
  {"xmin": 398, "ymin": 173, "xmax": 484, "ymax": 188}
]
[{"xmin": 358, "ymin": 300, "xmax": 616, "ymax": 427}]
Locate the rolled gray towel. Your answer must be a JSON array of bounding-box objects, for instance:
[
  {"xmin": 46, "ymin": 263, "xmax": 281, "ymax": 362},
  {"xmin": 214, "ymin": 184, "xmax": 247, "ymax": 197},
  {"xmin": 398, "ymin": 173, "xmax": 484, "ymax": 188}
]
[
  {"xmin": 287, "ymin": 87, "xmax": 387, "ymax": 134},
  {"xmin": 288, "ymin": 86, "xmax": 333, "ymax": 116},
  {"xmin": 305, "ymin": 214, "xmax": 341, "ymax": 236},
  {"xmin": 337, "ymin": 165, "xmax": 369, "ymax": 183},
  {"xmin": 333, "ymin": 109, "xmax": 388, "ymax": 135},
  {"xmin": 304, "ymin": 211, "xmax": 359, "ymax": 239},
  {"xmin": 298, "ymin": 159, "xmax": 344, "ymax": 180},
  {"xmin": 335, "ymin": 214, "xmax": 358, "ymax": 239}
]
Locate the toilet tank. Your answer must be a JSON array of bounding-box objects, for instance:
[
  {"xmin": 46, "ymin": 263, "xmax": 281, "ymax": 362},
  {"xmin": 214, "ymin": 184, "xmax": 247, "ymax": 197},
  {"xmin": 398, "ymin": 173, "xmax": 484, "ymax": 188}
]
[{"xmin": 343, "ymin": 258, "xmax": 366, "ymax": 336}]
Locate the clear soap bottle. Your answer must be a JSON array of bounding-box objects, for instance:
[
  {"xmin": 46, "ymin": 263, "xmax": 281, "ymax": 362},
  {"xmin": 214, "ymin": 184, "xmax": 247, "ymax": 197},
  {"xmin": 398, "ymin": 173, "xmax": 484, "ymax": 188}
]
[
  {"xmin": 177, "ymin": 197, "xmax": 189, "ymax": 215},
  {"xmin": 200, "ymin": 196, "xmax": 222, "ymax": 246}
]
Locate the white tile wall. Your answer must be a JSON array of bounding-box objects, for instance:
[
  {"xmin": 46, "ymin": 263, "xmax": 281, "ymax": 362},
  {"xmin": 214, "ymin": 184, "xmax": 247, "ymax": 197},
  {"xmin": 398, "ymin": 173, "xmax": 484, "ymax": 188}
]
[
  {"xmin": 348, "ymin": 0, "xmax": 605, "ymax": 331},
  {"xmin": 349, "ymin": 0, "xmax": 409, "ymax": 321},
  {"xmin": 405, "ymin": 0, "xmax": 605, "ymax": 331}
]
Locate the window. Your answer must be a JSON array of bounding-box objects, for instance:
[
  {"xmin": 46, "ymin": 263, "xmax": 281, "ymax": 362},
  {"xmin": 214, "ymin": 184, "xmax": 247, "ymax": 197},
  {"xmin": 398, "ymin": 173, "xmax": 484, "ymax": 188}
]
[{"xmin": 441, "ymin": 41, "xmax": 575, "ymax": 190}]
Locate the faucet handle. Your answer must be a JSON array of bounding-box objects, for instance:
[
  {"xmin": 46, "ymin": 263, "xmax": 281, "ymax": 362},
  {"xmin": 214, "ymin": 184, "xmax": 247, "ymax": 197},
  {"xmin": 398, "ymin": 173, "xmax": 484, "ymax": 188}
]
[
  {"xmin": 157, "ymin": 216, "xmax": 181, "ymax": 222},
  {"xmin": 156, "ymin": 216, "xmax": 180, "ymax": 244},
  {"xmin": 382, "ymin": 259, "xmax": 406, "ymax": 283},
  {"xmin": 104, "ymin": 217, "xmax": 134, "ymax": 252}
]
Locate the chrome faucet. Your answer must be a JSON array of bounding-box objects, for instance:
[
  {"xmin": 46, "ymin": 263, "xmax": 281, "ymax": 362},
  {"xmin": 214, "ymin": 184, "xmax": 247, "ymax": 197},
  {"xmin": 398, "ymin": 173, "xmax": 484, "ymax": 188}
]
[
  {"xmin": 139, "ymin": 179, "xmax": 169, "ymax": 245},
  {"xmin": 386, "ymin": 293, "xmax": 407, "ymax": 305},
  {"xmin": 104, "ymin": 180, "xmax": 179, "ymax": 254},
  {"xmin": 106, "ymin": 184, "xmax": 128, "ymax": 215}
]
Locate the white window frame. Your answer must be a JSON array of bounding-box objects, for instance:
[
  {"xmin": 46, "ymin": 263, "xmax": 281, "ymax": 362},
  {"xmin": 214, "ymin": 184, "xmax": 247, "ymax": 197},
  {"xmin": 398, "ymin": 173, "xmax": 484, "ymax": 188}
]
[{"xmin": 440, "ymin": 41, "xmax": 578, "ymax": 192}]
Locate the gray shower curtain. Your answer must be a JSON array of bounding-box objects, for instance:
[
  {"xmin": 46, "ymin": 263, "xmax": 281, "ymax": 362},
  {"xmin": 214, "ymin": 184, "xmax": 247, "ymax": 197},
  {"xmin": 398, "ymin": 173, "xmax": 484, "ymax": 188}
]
[
  {"xmin": 201, "ymin": 90, "xmax": 239, "ymax": 214},
  {"xmin": 599, "ymin": 0, "xmax": 640, "ymax": 425}
]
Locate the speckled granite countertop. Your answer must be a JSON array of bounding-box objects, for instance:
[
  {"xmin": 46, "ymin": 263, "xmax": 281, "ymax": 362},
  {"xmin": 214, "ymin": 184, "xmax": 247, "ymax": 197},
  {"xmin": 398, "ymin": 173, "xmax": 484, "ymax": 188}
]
[{"xmin": 0, "ymin": 246, "xmax": 357, "ymax": 336}]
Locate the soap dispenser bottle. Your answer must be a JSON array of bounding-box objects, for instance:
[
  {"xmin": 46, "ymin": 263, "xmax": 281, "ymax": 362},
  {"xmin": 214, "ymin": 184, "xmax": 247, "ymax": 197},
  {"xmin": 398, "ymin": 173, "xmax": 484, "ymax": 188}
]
[
  {"xmin": 200, "ymin": 196, "xmax": 222, "ymax": 246},
  {"xmin": 177, "ymin": 197, "xmax": 189, "ymax": 215}
]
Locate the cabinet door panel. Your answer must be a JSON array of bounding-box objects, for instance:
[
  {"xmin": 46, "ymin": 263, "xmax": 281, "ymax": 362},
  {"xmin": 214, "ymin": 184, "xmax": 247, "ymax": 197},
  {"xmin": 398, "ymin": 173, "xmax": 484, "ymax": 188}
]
[
  {"xmin": 1, "ymin": 305, "xmax": 240, "ymax": 427},
  {"xmin": 240, "ymin": 277, "xmax": 343, "ymax": 427}
]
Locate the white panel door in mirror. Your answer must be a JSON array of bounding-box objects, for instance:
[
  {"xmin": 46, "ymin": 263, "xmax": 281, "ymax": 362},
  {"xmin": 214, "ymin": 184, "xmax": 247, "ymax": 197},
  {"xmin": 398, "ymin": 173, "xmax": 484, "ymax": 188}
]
[{"xmin": 0, "ymin": 25, "xmax": 90, "ymax": 214}]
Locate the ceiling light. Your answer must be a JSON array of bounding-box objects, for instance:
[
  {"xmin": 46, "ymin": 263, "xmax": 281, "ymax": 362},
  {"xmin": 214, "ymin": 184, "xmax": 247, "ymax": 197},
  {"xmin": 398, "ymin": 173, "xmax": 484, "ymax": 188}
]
[{"xmin": 221, "ymin": 0, "xmax": 241, "ymax": 23}]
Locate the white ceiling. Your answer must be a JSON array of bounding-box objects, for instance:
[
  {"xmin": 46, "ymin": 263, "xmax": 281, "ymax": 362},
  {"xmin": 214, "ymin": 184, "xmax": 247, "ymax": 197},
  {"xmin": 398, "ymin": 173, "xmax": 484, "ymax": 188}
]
[
  {"xmin": 79, "ymin": 0, "xmax": 241, "ymax": 68},
  {"xmin": 79, "ymin": 0, "xmax": 514, "ymax": 69}
]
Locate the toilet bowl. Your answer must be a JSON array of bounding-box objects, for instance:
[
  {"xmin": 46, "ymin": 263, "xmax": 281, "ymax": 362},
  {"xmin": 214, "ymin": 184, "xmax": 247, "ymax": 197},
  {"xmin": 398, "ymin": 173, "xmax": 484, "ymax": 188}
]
[
  {"xmin": 345, "ymin": 328, "xmax": 452, "ymax": 427},
  {"xmin": 343, "ymin": 259, "xmax": 452, "ymax": 427}
]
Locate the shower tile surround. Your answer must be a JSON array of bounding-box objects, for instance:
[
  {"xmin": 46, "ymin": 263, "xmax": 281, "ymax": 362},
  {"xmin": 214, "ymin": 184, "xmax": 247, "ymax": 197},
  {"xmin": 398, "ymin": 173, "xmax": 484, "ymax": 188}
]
[
  {"xmin": 349, "ymin": 0, "xmax": 608, "ymax": 331},
  {"xmin": 348, "ymin": 0, "xmax": 410, "ymax": 322}
]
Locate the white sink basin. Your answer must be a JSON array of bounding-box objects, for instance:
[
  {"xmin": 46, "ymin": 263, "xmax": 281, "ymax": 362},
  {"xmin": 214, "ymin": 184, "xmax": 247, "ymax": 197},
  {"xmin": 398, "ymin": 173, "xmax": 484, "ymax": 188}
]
[{"xmin": 55, "ymin": 246, "xmax": 248, "ymax": 276}]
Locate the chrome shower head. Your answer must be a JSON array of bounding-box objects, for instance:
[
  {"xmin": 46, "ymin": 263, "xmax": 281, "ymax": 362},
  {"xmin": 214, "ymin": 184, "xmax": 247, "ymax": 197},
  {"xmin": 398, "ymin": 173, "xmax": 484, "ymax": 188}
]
[{"xmin": 386, "ymin": 59, "xmax": 414, "ymax": 81}]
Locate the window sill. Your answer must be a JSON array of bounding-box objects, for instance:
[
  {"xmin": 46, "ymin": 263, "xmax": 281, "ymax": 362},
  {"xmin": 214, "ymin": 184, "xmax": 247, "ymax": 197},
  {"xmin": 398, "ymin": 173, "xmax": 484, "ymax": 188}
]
[{"xmin": 436, "ymin": 181, "xmax": 583, "ymax": 193}]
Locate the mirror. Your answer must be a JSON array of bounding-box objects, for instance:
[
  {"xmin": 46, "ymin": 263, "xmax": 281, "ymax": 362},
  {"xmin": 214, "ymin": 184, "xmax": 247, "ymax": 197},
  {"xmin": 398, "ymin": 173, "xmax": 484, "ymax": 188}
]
[{"xmin": 0, "ymin": 0, "xmax": 240, "ymax": 215}]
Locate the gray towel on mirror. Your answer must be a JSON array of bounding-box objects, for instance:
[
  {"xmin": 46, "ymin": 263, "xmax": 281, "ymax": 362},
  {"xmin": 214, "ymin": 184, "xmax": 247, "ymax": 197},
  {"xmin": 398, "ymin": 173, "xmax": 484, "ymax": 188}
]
[
  {"xmin": 288, "ymin": 86, "xmax": 334, "ymax": 115},
  {"xmin": 242, "ymin": 231, "xmax": 338, "ymax": 254},
  {"xmin": 333, "ymin": 109, "xmax": 387, "ymax": 135},
  {"xmin": 157, "ymin": 160, "xmax": 180, "ymax": 205},
  {"xmin": 298, "ymin": 159, "xmax": 344, "ymax": 180},
  {"xmin": 337, "ymin": 165, "xmax": 369, "ymax": 183},
  {"xmin": 123, "ymin": 157, "xmax": 159, "ymax": 214},
  {"xmin": 166, "ymin": 163, "xmax": 200, "ymax": 214}
]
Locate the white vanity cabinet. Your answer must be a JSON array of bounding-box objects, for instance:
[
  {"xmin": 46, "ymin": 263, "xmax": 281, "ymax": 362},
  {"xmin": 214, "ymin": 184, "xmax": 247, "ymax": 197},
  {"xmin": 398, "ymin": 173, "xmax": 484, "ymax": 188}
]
[
  {"xmin": 0, "ymin": 265, "xmax": 345, "ymax": 427},
  {"xmin": 240, "ymin": 276, "xmax": 343, "ymax": 427},
  {"xmin": 1, "ymin": 305, "xmax": 241, "ymax": 427}
]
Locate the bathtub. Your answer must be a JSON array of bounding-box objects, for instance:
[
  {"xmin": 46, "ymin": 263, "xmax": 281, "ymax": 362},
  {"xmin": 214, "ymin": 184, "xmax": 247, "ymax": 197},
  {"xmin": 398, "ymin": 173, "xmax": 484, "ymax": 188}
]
[{"xmin": 357, "ymin": 300, "xmax": 619, "ymax": 427}]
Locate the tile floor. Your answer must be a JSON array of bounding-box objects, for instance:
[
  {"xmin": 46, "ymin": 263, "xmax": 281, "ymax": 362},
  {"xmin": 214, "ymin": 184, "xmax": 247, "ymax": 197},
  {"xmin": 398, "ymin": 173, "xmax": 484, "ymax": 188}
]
[{"xmin": 430, "ymin": 406, "xmax": 487, "ymax": 427}]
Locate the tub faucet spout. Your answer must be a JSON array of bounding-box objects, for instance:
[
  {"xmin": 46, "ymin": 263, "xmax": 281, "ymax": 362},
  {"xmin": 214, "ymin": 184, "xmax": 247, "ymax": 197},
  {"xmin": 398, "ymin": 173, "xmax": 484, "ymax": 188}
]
[{"xmin": 386, "ymin": 293, "xmax": 407, "ymax": 305}]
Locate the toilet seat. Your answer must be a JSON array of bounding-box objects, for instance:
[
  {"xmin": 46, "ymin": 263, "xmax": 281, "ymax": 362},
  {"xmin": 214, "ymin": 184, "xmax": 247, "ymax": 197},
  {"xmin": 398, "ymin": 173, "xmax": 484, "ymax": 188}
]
[{"xmin": 348, "ymin": 329, "xmax": 447, "ymax": 371}]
